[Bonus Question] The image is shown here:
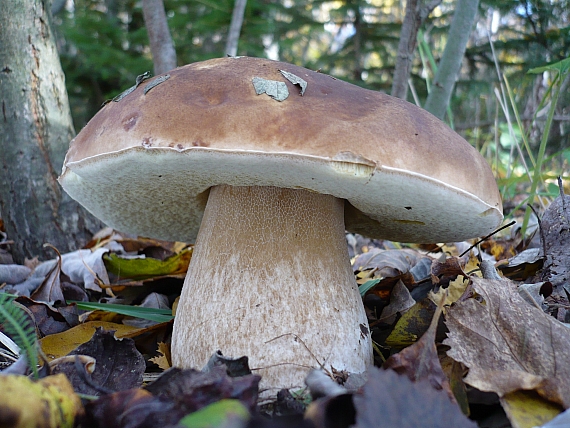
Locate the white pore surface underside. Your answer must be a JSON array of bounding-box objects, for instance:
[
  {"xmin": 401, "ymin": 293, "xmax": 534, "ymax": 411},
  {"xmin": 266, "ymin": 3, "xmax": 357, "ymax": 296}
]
[{"xmin": 61, "ymin": 147, "xmax": 501, "ymax": 243}]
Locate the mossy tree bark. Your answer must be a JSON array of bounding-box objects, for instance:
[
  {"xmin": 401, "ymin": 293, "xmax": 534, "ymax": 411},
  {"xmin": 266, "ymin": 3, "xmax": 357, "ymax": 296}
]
[{"xmin": 0, "ymin": 0, "xmax": 101, "ymax": 262}]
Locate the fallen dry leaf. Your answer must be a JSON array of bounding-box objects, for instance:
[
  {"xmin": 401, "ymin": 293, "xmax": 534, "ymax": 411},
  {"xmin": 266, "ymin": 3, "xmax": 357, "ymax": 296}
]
[
  {"xmin": 444, "ymin": 277, "xmax": 570, "ymax": 408},
  {"xmin": 40, "ymin": 320, "xmax": 143, "ymax": 360},
  {"xmin": 17, "ymin": 296, "xmax": 75, "ymax": 336},
  {"xmin": 541, "ymin": 195, "xmax": 570, "ymax": 296},
  {"xmin": 352, "ymin": 367, "xmax": 476, "ymax": 428},
  {"xmin": 500, "ymin": 389, "xmax": 562, "ymax": 428},
  {"xmin": 353, "ymin": 248, "xmax": 427, "ymax": 277},
  {"xmin": 30, "ymin": 249, "xmax": 64, "ymax": 304},
  {"xmin": 430, "ymin": 274, "xmax": 470, "ymax": 307},
  {"xmin": 83, "ymin": 388, "xmax": 179, "ymax": 428},
  {"xmin": 536, "ymin": 407, "xmax": 570, "ymax": 427},
  {"xmin": 384, "ymin": 298, "xmax": 437, "ymax": 349},
  {"xmin": 430, "ymin": 256, "xmax": 465, "ymax": 286},
  {"xmin": 497, "ymin": 248, "xmax": 544, "ymax": 281},
  {"xmin": 354, "ymin": 248, "xmax": 432, "ymax": 298},
  {"xmin": 52, "ymin": 248, "xmax": 110, "ymax": 292},
  {"xmin": 383, "ymin": 294, "xmax": 455, "ymax": 402},
  {"xmin": 83, "ymin": 366, "xmax": 259, "ymax": 428},
  {"xmin": 150, "ymin": 342, "xmax": 172, "ymax": 370},
  {"xmin": 144, "ymin": 365, "xmax": 261, "ymax": 414},
  {"xmin": 0, "ymin": 264, "xmax": 31, "ymax": 285},
  {"xmin": 378, "ymin": 279, "xmax": 416, "ymax": 322},
  {"xmin": 103, "ymin": 247, "xmax": 192, "ymax": 280},
  {"xmin": 480, "ymin": 237, "xmax": 517, "ymax": 262},
  {"xmin": 62, "ymin": 328, "xmax": 146, "ymax": 395},
  {"xmin": 0, "ymin": 374, "xmax": 83, "ymax": 428}
]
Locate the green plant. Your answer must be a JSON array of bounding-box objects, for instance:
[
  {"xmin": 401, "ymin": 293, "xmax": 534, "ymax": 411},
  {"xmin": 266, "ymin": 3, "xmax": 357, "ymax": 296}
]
[
  {"xmin": 417, "ymin": 29, "xmax": 455, "ymax": 128},
  {"xmin": 0, "ymin": 294, "xmax": 40, "ymax": 378},
  {"xmin": 68, "ymin": 301, "xmax": 173, "ymax": 323},
  {"xmin": 489, "ymin": 28, "xmax": 569, "ymax": 234},
  {"xmin": 520, "ymin": 57, "xmax": 570, "ymax": 235}
]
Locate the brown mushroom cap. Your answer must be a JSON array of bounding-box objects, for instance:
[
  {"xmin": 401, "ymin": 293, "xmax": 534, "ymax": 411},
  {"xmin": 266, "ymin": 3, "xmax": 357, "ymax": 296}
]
[{"xmin": 59, "ymin": 56, "xmax": 502, "ymax": 243}]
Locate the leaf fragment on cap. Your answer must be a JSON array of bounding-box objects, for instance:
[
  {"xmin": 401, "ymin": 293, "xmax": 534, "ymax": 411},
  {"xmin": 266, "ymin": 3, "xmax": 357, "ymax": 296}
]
[
  {"xmin": 144, "ymin": 74, "xmax": 170, "ymax": 95},
  {"xmin": 113, "ymin": 71, "xmax": 151, "ymax": 102},
  {"xmin": 279, "ymin": 70, "xmax": 307, "ymax": 95},
  {"xmin": 252, "ymin": 77, "xmax": 289, "ymax": 101}
]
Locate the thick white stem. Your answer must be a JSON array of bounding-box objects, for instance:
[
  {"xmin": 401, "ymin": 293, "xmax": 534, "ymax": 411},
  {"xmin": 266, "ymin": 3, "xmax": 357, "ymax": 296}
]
[{"xmin": 171, "ymin": 185, "xmax": 372, "ymax": 398}]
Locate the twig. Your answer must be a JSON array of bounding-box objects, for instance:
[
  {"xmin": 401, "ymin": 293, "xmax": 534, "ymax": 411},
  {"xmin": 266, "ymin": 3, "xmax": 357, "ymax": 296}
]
[
  {"xmin": 459, "ymin": 220, "xmax": 516, "ymax": 257},
  {"xmin": 479, "ymin": 259, "xmax": 502, "ymax": 280},
  {"xmin": 559, "ymin": 176, "xmax": 567, "ymax": 218},
  {"xmin": 528, "ymin": 204, "xmax": 547, "ymax": 258},
  {"xmin": 265, "ymin": 333, "xmax": 324, "ymax": 370}
]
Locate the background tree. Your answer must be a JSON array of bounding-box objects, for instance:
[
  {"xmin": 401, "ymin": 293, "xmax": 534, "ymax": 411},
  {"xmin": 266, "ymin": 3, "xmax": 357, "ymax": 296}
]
[
  {"xmin": 142, "ymin": 0, "xmax": 177, "ymax": 74},
  {"xmin": 1, "ymin": 0, "xmax": 567, "ymax": 262},
  {"xmin": 391, "ymin": 0, "xmax": 441, "ymax": 100},
  {"xmin": 0, "ymin": 0, "xmax": 102, "ymax": 263},
  {"xmin": 51, "ymin": 1, "xmax": 569, "ymax": 117},
  {"xmin": 2, "ymin": 0, "xmax": 565, "ymax": 262},
  {"xmin": 226, "ymin": 0, "xmax": 248, "ymax": 56},
  {"xmin": 424, "ymin": 0, "xmax": 480, "ymax": 118}
]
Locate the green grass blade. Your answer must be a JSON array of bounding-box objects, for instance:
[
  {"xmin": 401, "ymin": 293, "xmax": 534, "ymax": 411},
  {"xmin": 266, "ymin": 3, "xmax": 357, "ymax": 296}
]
[
  {"xmin": 359, "ymin": 279, "xmax": 381, "ymax": 297},
  {"xmin": 68, "ymin": 301, "xmax": 174, "ymax": 323},
  {"xmin": 521, "ymin": 74, "xmax": 564, "ymax": 236},
  {"xmin": 417, "ymin": 30, "xmax": 454, "ymax": 129},
  {"xmin": 503, "ymin": 76, "xmax": 535, "ymax": 168}
]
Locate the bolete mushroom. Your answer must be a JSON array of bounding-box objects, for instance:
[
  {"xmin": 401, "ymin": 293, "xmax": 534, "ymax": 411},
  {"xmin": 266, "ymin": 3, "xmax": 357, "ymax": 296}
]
[{"xmin": 59, "ymin": 57, "xmax": 502, "ymax": 398}]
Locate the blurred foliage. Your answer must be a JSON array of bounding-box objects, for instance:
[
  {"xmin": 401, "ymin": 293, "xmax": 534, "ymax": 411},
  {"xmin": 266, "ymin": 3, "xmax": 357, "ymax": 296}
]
[{"xmin": 53, "ymin": 0, "xmax": 569, "ymax": 210}]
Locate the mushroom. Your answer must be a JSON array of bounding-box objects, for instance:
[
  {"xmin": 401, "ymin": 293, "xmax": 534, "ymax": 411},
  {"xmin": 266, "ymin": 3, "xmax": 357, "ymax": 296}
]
[{"xmin": 59, "ymin": 57, "xmax": 502, "ymax": 398}]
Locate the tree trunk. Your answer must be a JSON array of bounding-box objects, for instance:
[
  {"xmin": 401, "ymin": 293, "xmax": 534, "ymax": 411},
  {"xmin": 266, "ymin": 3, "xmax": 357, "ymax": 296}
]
[
  {"xmin": 352, "ymin": 5, "xmax": 363, "ymax": 82},
  {"xmin": 225, "ymin": 0, "xmax": 248, "ymax": 57},
  {"xmin": 142, "ymin": 0, "xmax": 177, "ymax": 75},
  {"xmin": 0, "ymin": 0, "xmax": 102, "ymax": 262},
  {"xmin": 423, "ymin": 0, "xmax": 480, "ymax": 119},
  {"xmin": 391, "ymin": 0, "xmax": 442, "ymax": 100}
]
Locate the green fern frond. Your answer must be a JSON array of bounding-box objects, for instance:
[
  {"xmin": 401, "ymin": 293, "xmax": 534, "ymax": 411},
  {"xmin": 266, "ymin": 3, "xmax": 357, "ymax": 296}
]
[{"xmin": 0, "ymin": 293, "xmax": 40, "ymax": 378}]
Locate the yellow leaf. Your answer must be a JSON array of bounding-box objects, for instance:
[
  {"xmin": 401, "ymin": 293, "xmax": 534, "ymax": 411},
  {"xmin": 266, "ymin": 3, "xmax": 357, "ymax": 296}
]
[
  {"xmin": 83, "ymin": 309, "xmax": 125, "ymax": 323},
  {"xmin": 430, "ymin": 275, "xmax": 469, "ymax": 306},
  {"xmin": 0, "ymin": 374, "xmax": 82, "ymax": 428},
  {"xmin": 385, "ymin": 299, "xmax": 436, "ymax": 349},
  {"xmin": 501, "ymin": 390, "xmax": 562, "ymax": 428},
  {"xmin": 464, "ymin": 253, "xmax": 482, "ymax": 277},
  {"xmin": 149, "ymin": 342, "xmax": 171, "ymax": 370},
  {"xmin": 446, "ymin": 275, "xmax": 469, "ymax": 305},
  {"xmin": 103, "ymin": 248, "xmax": 192, "ymax": 280},
  {"xmin": 356, "ymin": 270, "xmax": 374, "ymax": 280},
  {"xmin": 40, "ymin": 321, "xmax": 142, "ymax": 360}
]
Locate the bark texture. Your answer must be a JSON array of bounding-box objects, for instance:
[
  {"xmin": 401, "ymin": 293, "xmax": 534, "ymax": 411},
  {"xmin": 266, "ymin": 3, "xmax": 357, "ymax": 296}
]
[
  {"xmin": 142, "ymin": 0, "xmax": 177, "ymax": 74},
  {"xmin": 0, "ymin": 0, "xmax": 101, "ymax": 262},
  {"xmin": 391, "ymin": 0, "xmax": 442, "ymax": 100},
  {"xmin": 423, "ymin": 0, "xmax": 480, "ymax": 119},
  {"xmin": 225, "ymin": 0, "xmax": 248, "ymax": 57}
]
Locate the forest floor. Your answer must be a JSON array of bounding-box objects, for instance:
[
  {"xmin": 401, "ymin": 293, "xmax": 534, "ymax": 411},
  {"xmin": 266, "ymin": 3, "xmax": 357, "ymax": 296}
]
[{"xmin": 0, "ymin": 192, "xmax": 570, "ymax": 428}]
